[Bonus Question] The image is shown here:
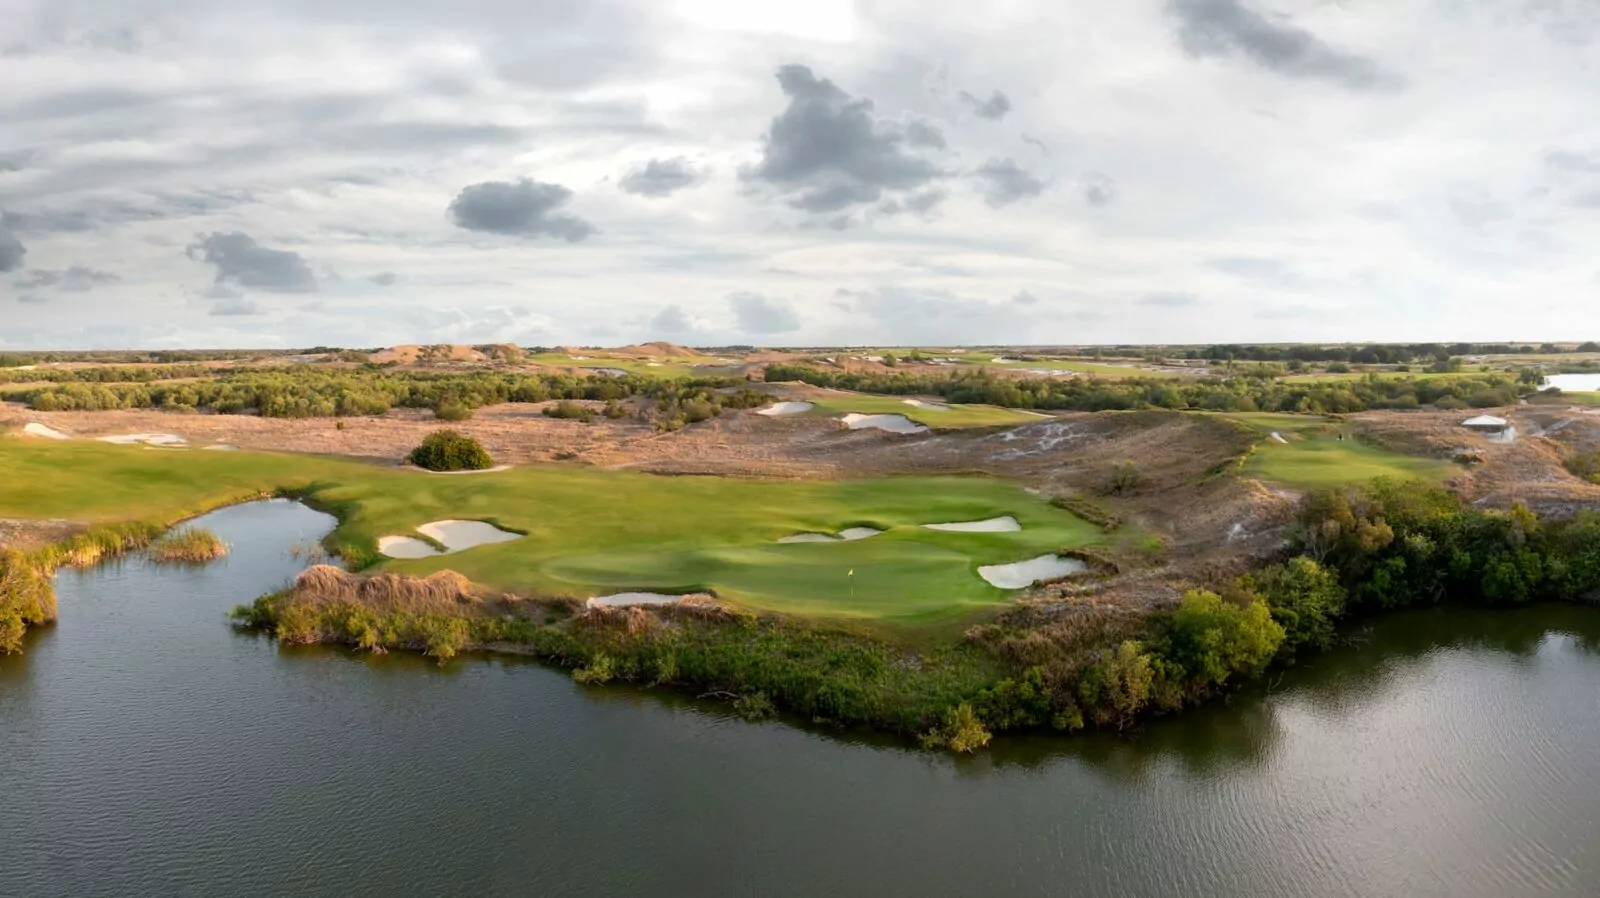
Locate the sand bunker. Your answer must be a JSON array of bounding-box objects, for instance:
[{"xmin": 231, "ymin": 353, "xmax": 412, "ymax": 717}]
[
  {"xmin": 587, "ymin": 592, "xmax": 685, "ymax": 608},
  {"xmin": 201, "ymin": 444, "xmax": 239, "ymax": 451},
  {"xmin": 1270, "ymin": 432, "xmax": 1289, "ymax": 444},
  {"xmin": 923, "ymin": 516, "xmax": 1021, "ymax": 533},
  {"xmin": 902, "ymin": 399, "xmax": 951, "ymax": 411},
  {"xmin": 98, "ymin": 433, "xmax": 187, "ymax": 446},
  {"xmin": 415, "ymin": 520, "xmax": 522, "ymax": 552},
  {"xmin": 840, "ymin": 413, "xmax": 928, "ymax": 434},
  {"xmin": 778, "ymin": 527, "xmax": 884, "ymax": 544},
  {"xmin": 978, "ymin": 555, "xmax": 1088, "ymax": 589},
  {"xmin": 377, "ymin": 536, "xmax": 442, "ymax": 559},
  {"xmin": 409, "ymin": 464, "xmax": 514, "ymax": 475},
  {"xmin": 757, "ymin": 401, "xmax": 815, "ymax": 416},
  {"xmin": 22, "ymin": 423, "xmax": 70, "ymax": 440}
]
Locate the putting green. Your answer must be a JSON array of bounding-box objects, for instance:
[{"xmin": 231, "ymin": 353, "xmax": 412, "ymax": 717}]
[
  {"xmin": 1243, "ymin": 435, "xmax": 1456, "ymax": 489},
  {"xmin": 0, "ymin": 439, "xmax": 1105, "ymax": 622},
  {"xmin": 803, "ymin": 394, "xmax": 1047, "ymax": 428}
]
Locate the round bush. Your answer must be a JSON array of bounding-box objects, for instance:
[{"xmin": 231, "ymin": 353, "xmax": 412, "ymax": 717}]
[{"xmin": 407, "ymin": 429, "xmax": 494, "ymax": 472}]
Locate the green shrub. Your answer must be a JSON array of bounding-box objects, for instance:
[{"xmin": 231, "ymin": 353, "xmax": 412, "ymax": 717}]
[
  {"xmin": 434, "ymin": 400, "xmax": 473, "ymax": 421},
  {"xmin": 573, "ymin": 652, "xmax": 617, "ymax": 684},
  {"xmin": 542, "ymin": 400, "xmax": 593, "ymax": 422},
  {"xmin": 732, "ymin": 691, "xmax": 777, "ymax": 720},
  {"xmin": 406, "ymin": 429, "xmax": 494, "ymax": 472}
]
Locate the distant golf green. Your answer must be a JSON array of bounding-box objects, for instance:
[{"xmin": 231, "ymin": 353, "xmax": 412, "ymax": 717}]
[
  {"xmin": 804, "ymin": 394, "xmax": 1048, "ymax": 428},
  {"xmin": 1243, "ymin": 433, "xmax": 1456, "ymax": 488},
  {"xmin": 0, "ymin": 439, "xmax": 1104, "ymax": 623}
]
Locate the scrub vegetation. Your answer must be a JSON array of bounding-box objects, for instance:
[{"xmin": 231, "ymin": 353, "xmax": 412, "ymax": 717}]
[
  {"xmin": 764, "ymin": 364, "xmax": 1531, "ymax": 414},
  {"xmin": 407, "ymin": 430, "xmax": 494, "ymax": 472},
  {"xmin": 148, "ymin": 527, "xmax": 229, "ymax": 564}
]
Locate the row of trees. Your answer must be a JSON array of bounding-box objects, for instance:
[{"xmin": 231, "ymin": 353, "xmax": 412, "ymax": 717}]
[
  {"xmin": 764, "ymin": 364, "xmax": 1528, "ymax": 413},
  {"xmin": 18, "ymin": 368, "xmax": 751, "ymax": 418},
  {"xmin": 1188, "ymin": 342, "xmax": 1600, "ymax": 363}
]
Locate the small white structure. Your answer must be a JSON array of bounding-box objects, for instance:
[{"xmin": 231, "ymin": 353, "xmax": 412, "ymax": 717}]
[{"xmin": 1461, "ymin": 415, "xmax": 1509, "ymax": 433}]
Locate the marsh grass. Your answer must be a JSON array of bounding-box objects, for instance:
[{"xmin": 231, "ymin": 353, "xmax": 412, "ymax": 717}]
[
  {"xmin": 149, "ymin": 527, "xmax": 229, "ymax": 564},
  {"xmin": 1, "ymin": 522, "xmax": 164, "ymax": 653}
]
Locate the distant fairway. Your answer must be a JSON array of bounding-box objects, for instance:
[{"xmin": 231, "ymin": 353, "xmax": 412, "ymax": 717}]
[
  {"xmin": 0, "ymin": 439, "xmax": 1104, "ymax": 624},
  {"xmin": 1192, "ymin": 412, "xmax": 1458, "ymax": 489},
  {"xmin": 803, "ymin": 394, "xmax": 1048, "ymax": 429}
]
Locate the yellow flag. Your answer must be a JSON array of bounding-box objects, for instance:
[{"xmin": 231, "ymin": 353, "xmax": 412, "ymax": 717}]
[{"xmin": 848, "ymin": 569, "xmax": 855, "ymax": 577}]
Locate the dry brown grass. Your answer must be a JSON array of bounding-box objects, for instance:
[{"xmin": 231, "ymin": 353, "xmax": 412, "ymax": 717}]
[{"xmin": 290, "ymin": 564, "xmax": 478, "ymax": 615}]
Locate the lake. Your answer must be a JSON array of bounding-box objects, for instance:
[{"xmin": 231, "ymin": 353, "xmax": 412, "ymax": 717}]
[
  {"xmin": 1544, "ymin": 373, "xmax": 1600, "ymax": 393},
  {"xmin": 3, "ymin": 500, "xmax": 1599, "ymax": 897}
]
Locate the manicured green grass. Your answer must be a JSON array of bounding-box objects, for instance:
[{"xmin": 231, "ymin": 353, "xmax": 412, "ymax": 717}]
[
  {"xmin": 522, "ymin": 353, "xmax": 699, "ymax": 378},
  {"xmin": 803, "ymin": 394, "xmax": 1048, "ymax": 428},
  {"xmin": 1559, "ymin": 391, "xmax": 1600, "ymax": 406},
  {"xmin": 0, "ymin": 439, "xmax": 1106, "ymax": 624},
  {"xmin": 1243, "ymin": 436, "xmax": 1456, "ymax": 489},
  {"xmin": 1281, "ymin": 371, "xmax": 1479, "ymax": 384},
  {"xmin": 1200, "ymin": 411, "xmax": 1335, "ymax": 434}
]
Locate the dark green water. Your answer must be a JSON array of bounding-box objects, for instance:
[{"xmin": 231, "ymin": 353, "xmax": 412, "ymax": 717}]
[{"xmin": 4, "ymin": 500, "xmax": 1600, "ymax": 897}]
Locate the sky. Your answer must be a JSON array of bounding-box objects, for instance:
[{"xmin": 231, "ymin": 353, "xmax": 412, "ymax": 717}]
[{"xmin": 2, "ymin": 0, "xmax": 1599, "ymax": 350}]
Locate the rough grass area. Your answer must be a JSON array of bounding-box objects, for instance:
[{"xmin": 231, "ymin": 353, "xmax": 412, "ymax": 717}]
[
  {"xmin": 803, "ymin": 394, "xmax": 1047, "ymax": 428},
  {"xmin": 0, "ymin": 440, "xmax": 1108, "ymax": 626}
]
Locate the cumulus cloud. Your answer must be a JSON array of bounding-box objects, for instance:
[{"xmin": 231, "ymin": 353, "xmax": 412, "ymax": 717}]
[
  {"xmin": 650, "ymin": 304, "xmax": 694, "ymax": 333},
  {"xmin": 959, "ymin": 89, "xmax": 1013, "ymax": 120},
  {"xmin": 448, "ymin": 179, "xmax": 596, "ymax": 241},
  {"xmin": 1139, "ymin": 291, "xmax": 1200, "ymax": 307},
  {"xmin": 973, "ymin": 158, "xmax": 1048, "ymax": 207},
  {"xmin": 186, "ymin": 232, "xmax": 318, "ymax": 293},
  {"xmin": 1081, "ymin": 173, "xmax": 1117, "ymax": 207},
  {"xmin": 1547, "ymin": 151, "xmax": 1600, "ymax": 173},
  {"xmin": 619, "ymin": 157, "xmax": 703, "ymax": 197},
  {"xmin": 1166, "ymin": 0, "xmax": 1400, "ymax": 91},
  {"xmin": 17, "ymin": 266, "xmax": 121, "ymax": 292},
  {"xmin": 744, "ymin": 64, "xmax": 948, "ymax": 214},
  {"xmin": 209, "ymin": 296, "xmax": 264, "ymax": 316},
  {"xmin": 0, "ymin": 220, "xmax": 24, "ymax": 272},
  {"xmin": 729, "ymin": 291, "xmax": 801, "ymax": 334},
  {"xmin": 369, "ymin": 271, "xmax": 399, "ymax": 286}
]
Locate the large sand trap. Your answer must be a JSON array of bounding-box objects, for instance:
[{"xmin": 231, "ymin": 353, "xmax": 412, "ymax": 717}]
[
  {"xmin": 757, "ymin": 401, "xmax": 815, "ymax": 416},
  {"xmin": 587, "ymin": 592, "xmax": 685, "ymax": 608},
  {"xmin": 778, "ymin": 527, "xmax": 883, "ymax": 544},
  {"xmin": 840, "ymin": 413, "xmax": 928, "ymax": 434},
  {"xmin": 902, "ymin": 399, "xmax": 951, "ymax": 411},
  {"xmin": 978, "ymin": 554, "xmax": 1088, "ymax": 589},
  {"xmin": 415, "ymin": 519, "xmax": 522, "ymax": 552},
  {"xmin": 1269, "ymin": 432, "xmax": 1289, "ymax": 444},
  {"xmin": 377, "ymin": 536, "xmax": 442, "ymax": 559},
  {"xmin": 923, "ymin": 515, "xmax": 1021, "ymax": 533},
  {"xmin": 23, "ymin": 423, "xmax": 70, "ymax": 440},
  {"xmin": 98, "ymin": 433, "xmax": 187, "ymax": 446}
]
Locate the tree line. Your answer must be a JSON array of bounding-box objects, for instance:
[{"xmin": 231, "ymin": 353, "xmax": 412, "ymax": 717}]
[{"xmin": 763, "ymin": 364, "xmax": 1528, "ymax": 413}]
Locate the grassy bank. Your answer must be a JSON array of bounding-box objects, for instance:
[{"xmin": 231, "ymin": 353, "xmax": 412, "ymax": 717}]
[{"xmin": 1, "ymin": 522, "xmax": 166, "ymax": 653}]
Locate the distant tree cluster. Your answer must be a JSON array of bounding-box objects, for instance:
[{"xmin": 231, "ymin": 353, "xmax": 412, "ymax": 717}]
[{"xmin": 763, "ymin": 364, "xmax": 1528, "ymax": 413}]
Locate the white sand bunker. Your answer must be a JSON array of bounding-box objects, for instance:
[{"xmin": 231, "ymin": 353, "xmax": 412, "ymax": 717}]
[
  {"xmin": 416, "ymin": 520, "xmax": 522, "ymax": 552},
  {"xmin": 202, "ymin": 444, "xmax": 238, "ymax": 451},
  {"xmin": 840, "ymin": 413, "xmax": 928, "ymax": 434},
  {"xmin": 587, "ymin": 592, "xmax": 685, "ymax": 608},
  {"xmin": 757, "ymin": 401, "xmax": 815, "ymax": 416},
  {"xmin": 1269, "ymin": 432, "xmax": 1289, "ymax": 444},
  {"xmin": 979, "ymin": 555, "xmax": 1088, "ymax": 589},
  {"xmin": 409, "ymin": 464, "xmax": 514, "ymax": 475},
  {"xmin": 23, "ymin": 423, "xmax": 70, "ymax": 440},
  {"xmin": 778, "ymin": 527, "xmax": 883, "ymax": 544},
  {"xmin": 98, "ymin": 433, "xmax": 187, "ymax": 446},
  {"xmin": 377, "ymin": 536, "xmax": 442, "ymax": 559},
  {"xmin": 903, "ymin": 399, "xmax": 951, "ymax": 411},
  {"xmin": 924, "ymin": 516, "xmax": 1021, "ymax": 533}
]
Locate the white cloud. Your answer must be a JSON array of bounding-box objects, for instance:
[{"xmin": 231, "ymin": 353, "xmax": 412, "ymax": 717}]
[{"xmin": 4, "ymin": 0, "xmax": 1599, "ymax": 347}]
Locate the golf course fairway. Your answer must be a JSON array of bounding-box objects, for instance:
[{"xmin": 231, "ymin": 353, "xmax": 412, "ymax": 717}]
[{"xmin": 0, "ymin": 439, "xmax": 1105, "ymax": 622}]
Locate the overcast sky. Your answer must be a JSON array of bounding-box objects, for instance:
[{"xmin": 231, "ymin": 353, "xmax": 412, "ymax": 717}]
[{"xmin": 3, "ymin": 0, "xmax": 1598, "ymax": 349}]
